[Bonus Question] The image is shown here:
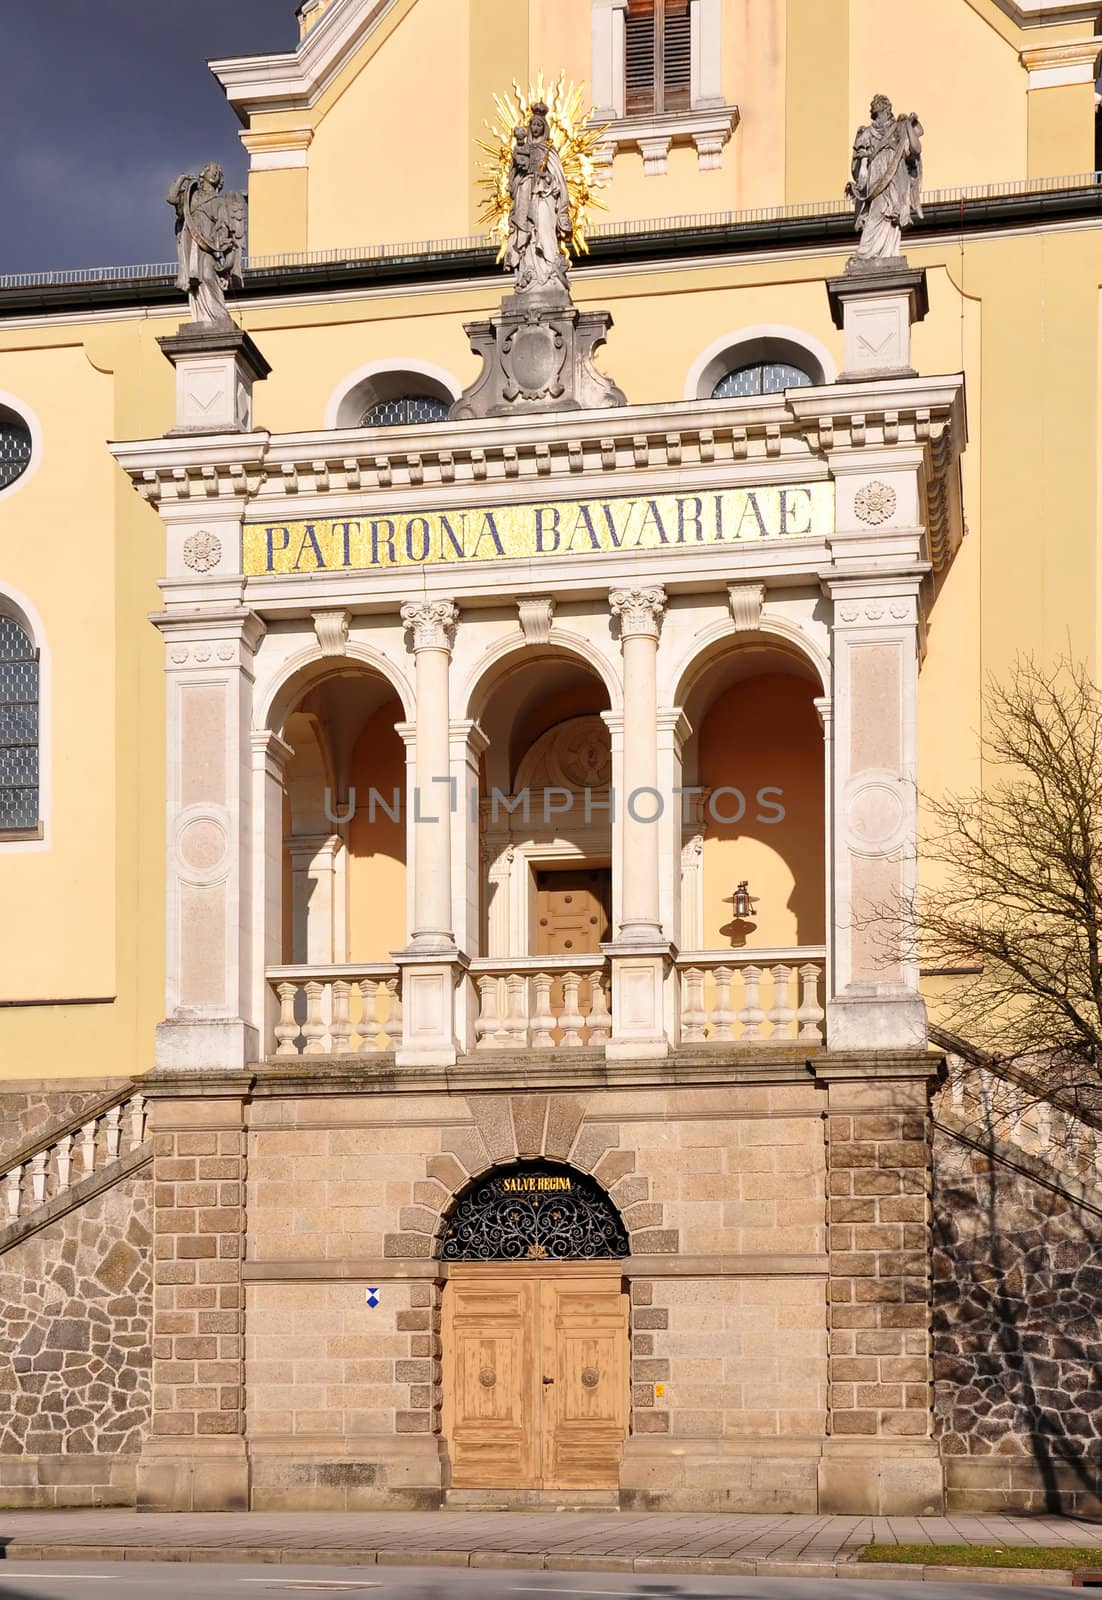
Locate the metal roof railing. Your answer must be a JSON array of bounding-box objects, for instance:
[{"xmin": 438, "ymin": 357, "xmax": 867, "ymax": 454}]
[{"xmin": 0, "ymin": 169, "xmax": 1098, "ymax": 294}]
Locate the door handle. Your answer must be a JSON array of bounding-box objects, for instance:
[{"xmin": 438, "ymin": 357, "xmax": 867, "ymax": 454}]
[{"xmin": 542, "ymin": 1375, "xmax": 554, "ymax": 1385}]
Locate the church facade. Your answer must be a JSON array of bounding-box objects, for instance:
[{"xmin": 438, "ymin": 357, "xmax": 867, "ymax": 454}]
[{"xmin": 3, "ymin": 0, "xmax": 1102, "ymax": 1516}]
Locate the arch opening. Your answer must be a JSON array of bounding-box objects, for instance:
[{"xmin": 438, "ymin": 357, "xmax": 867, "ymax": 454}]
[{"xmin": 439, "ymin": 1161, "xmax": 629, "ymax": 1262}]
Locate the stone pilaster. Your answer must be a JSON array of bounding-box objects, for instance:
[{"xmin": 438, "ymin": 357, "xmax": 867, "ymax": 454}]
[
  {"xmin": 815, "ymin": 1055, "xmax": 944, "ymax": 1515},
  {"xmin": 137, "ymin": 1079, "xmax": 250, "ymax": 1511},
  {"xmin": 155, "ymin": 609, "xmax": 266, "ymax": 1072}
]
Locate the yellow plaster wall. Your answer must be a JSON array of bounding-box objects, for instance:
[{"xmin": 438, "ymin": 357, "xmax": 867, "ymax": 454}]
[
  {"xmin": 1027, "ymin": 83, "xmax": 1096, "ymax": 178},
  {"xmin": 786, "ymin": 0, "xmax": 849, "ymax": 205},
  {"xmin": 699, "ymin": 674, "xmax": 825, "ymax": 950},
  {"xmin": 347, "ymin": 702, "xmax": 407, "ymax": 960},
  {"xmin": 848, "ymin": 0, "xmax": 1027, "ymax": 191},
  {"xmin": 247, "ymin": 169, "xmax": 310, "ymax": 259}
]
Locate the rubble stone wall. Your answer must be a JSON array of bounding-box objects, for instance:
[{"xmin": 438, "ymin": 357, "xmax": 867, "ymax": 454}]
[
  {"xmin": 0, "ymin": 1079, "xmax": 130, "ymax": 1168},
  {"xmin": 0, "ymin": 1169, "xmax": 152, "ymax": 1506},
  {"xmin": 932, "ymin": 1128, "xmax": 1102, "ymax": 1514}
]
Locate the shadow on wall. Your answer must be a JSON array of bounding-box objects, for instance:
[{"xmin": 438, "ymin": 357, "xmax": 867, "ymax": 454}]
[{"xmin": 933, "ymin": 1123, "xmax": 1102, "ymax": 1513}]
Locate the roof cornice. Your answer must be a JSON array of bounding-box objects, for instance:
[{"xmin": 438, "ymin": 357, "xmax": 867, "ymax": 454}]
[
  {"xmin": 992, "ymin": 0, "xmax": 1101, "ymax": 25},
  {"xmin": 209, "ymin": 0, "xmax": 404, "ymax": 123}
]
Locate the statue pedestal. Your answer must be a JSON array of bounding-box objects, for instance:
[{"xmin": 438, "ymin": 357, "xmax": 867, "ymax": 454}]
[
  {"xmin": 451, "ymin": 290, "xmax": 626, "ymax": 420},
  {"xmin": 158, "ymin": 323, "xmax": 271, "ymax": 435},
  {"xmin": 826, "ymin": 262, "xmax": 928, "ymax": 382}
]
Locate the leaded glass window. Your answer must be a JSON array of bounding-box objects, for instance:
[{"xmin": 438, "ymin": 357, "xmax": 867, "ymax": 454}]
[
  {"xmin": 361, "ymin": 395, "xmax": 450, "ymax": 428},
  {"xmin": 0, "ymin": 413, "xmax": 32, "ymax": 491},
  {"xmin": 711, "ymin": 362, "xmax": 814, "ymax": 399},
  {"xmin": 0, "ymin": 618, "xmax": 38, "ymax": 831}
]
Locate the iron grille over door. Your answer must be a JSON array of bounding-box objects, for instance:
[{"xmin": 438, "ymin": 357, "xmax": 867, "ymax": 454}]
[{"xmin": 625, "ymin": 0, "xmax": 691, "ymax": 117}]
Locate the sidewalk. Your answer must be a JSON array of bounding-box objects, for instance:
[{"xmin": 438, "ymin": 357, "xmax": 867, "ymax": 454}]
[{"xmin": 2, "ymin": 1509, "xmax": 1102, "ymax": 1581}]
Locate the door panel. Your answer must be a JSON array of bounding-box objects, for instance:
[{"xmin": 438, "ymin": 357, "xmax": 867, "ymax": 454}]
[
  {"xmin": 535, "ymin": 869, "xmax": 611, "ymax": 956},
  {"xmin": 443, "ymin": 1278, "xmax": 540, "ymax": 1488},
  {"xmin": 444, "ymin": 1268, "xmax": 628, "ymax": 1492},
  {"xmin": 541, "ymin": 1277, "xmax": 629, "ymax": 1489}
]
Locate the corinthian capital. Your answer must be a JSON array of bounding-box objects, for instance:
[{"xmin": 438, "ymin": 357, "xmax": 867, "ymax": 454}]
[
  {"xmin": 609, "ymin": 586, "xmax": 667, "ymax": 640},
  {"xmin": 401, "ymin": 599, "xmax": 459, "ymax": 653}
]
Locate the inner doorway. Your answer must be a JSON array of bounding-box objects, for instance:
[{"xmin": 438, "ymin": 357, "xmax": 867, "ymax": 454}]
[
  {"xmin": 439, "ymin": 1162, "xmax": 630, "ymax": 1493},
  {"xmin": 534, "ymin": 867, "xmax": 611, "ymax": 956}
]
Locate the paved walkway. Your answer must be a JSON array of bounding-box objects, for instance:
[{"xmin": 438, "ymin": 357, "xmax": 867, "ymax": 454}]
[{"xmin": 1, "ymin": 1510, "xmax": 1102, "ymax": 1574}]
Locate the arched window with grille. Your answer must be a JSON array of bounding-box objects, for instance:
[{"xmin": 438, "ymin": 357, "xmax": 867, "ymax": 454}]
[
  {"xmin": 625, "ymin": 0, "xmax": 691, "ymax": 116},
  {"xmin": 711, "ymin": 361, "xmax": 815, "ymax": 400},
  {"xmin": 0, "ymin": 614, "xmax": 39, "ymax": 835},
  {"xmin": 361, "ymin": 394, "xmax": 451, "ymax": 428}
]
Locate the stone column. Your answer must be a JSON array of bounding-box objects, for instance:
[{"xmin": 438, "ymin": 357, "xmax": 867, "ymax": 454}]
[
  {"xmin": 137, "ymin": 1080, "xmax": 250, "ymax": 1512},
  {"xmin": 606, "ymin": 588, "xmax": 673, "ymax": 1059},
  {"xmin": 452, "ymin": 718, "xmax": 489, "ymax": 1053},
  {"xmin": 825, "ymin": 579, "xmax": 926, "ymax": 1050},
  {"xmin": 394, "ymin": 601, "xmax": 466, "ymax": 1066},
  {"xmin": 815, "ymin": 1056, "xmax": 944, "ymax": 1516},
  {"xmin": 154, "ymin": 610, "xmax": 266, "ymax": 1072}
]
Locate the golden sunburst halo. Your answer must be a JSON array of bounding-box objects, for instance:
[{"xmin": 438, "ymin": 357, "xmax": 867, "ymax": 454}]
[{"xmin": 477, "ymin": 73, "xmax": 608, "ymax": 266}]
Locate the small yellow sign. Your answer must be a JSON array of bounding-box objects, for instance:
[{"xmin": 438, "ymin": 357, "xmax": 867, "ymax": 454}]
[
  {"xmin": 502, "ymin": 1175, "xmax": 573, "ymax": 1193},
  {"xmin": 243, "ymin": 484, "xmax": 834, "ymax": 577}
]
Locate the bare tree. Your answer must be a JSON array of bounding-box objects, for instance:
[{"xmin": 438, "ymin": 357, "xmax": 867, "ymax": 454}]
[{"xmin": 915, "ymin": 657, "xmax": 1102, "ymax": 1103}]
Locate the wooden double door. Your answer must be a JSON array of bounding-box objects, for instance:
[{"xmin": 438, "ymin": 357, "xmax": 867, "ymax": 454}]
[{"xmin": 442, "ymin": 1264, "xmax": 629, "ymax": 1490}]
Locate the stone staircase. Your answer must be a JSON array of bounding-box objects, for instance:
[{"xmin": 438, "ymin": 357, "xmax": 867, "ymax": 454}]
[{"xmin": 0, "ymin": 1085, "xmax": 151, "ymax": 1255}]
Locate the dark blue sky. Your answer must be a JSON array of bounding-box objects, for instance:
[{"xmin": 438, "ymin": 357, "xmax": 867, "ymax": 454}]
[{"xmin": 7, "ymin": 2, "xmax": 298, "ymax": 273}]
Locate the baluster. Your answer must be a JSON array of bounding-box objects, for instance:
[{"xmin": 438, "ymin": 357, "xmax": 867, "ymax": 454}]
[
  {"xmin": 383, "ymin": 978, "xmax": 403, "ymax": 1053},
  {"xmin": 105, "ymin": 1104, "xmax": 122, "ymax": 1162},
  {"xmin": 357, "ymin": 978, "xmax": 380, "ymax": 1053},
  {"xmin": 505, "ymin": 973, "xmax": 530, "ymax": 1048},
  {"xmin": 768, "ymin": 965, "xmax": 796, "ymax": 1041},
  {"xmin": 56, "ymin": 1134, "xmax": 73, "ymax": 1193},
  {"xmin": 79, "ymin": 1120, "xmax": 97, "ymax": 1178},
  {"xmin": 560, "ymin": 972, "xmax": 584, "ymax": 1047},
  {"xmin": 738, "ymin": 965, "xmax": 764, "ymax": 1041},
  {"xmin": 680, "ymin": 968, "xmax": 706, "ymax": 1043},
  {"xmin": 1036, "ymin": 1100, "xmax": 1052, "ymax": 1152},
  {"xmin": 302, "ymin": 980, "xmax": 327, "ymax": 1055},
  {"xmin": 5, "ymin": 1165, "xmax": 22, "ymax": 1220},
  {"xmin": 531, "ymin": 973, "xmax": 555, "ymax": 1049},
  {"xmin": 475, "ymin": 975, "xmax": 504, "ymax": 1048},
  {"xmin": 587, "ymin": 973, "xmax": 612, "ymax": 1045},
  {"xmin": 331, "ymin": 979, "xmax": 353, "ymax": 1055},
  {"xmin": 796, "ymin": 963, "xmax": 825, "ymax": 1043},
  {"xmin": 712, "ymin": 966, "xmax": 735, "ymax": 1042},
  {"xmin": 274, "ymin": 982, "xmax": 301, "ymax": 1056},
  {"xmin": 30, "ymin": 1151, "xmax": 47, "ymax": 1204},
  {"xmin": 128, "ymin": 1094, "xmax": 146, "ymax": 1150}
]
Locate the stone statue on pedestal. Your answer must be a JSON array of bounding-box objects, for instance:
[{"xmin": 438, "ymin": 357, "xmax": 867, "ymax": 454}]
[
  {"xmin": 452, "ymin": 77, "xmax": 625, "ymax": 418},
  {"xmin": 504, "ymin": 104, "xmax": 572, "ymax": 300},
  {"xmin": 167, "ymin": 163, "xmax": 246, "ymax": 325},
  {"xmin": 845, "ymin": 95, "xmax": 924, "ymax": 265}
]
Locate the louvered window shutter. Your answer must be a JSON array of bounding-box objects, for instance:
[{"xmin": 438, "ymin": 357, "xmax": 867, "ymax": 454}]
[
  {"xmin": 663, "ymin": 0, "xmax": 691, "ymax": 112},
  {"xmin": 625, "ymin": 0, "xmax": 657, "ymax": 115}
]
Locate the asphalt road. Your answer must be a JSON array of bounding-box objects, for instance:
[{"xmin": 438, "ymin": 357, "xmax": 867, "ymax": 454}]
[{"xmin": 0, "ymin": 1564, "xmax": 1071, "ymax": 1600}]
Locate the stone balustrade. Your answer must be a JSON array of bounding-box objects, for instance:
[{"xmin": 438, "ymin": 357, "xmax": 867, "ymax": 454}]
[
  {"xmin": 268, "ymin": 963, "xmax": 403, "ymax": 1057},
  {"xmin": 471, "ymin": 956, "xmax": 611, "ymax": 1049},
  {"xmin": 944, "ymin": 1060, "xmax": 1102, "ymax": 1188},
  {"xmin": 676, "ymin": 950, "xmax": 826, "ymax": 1045},
  {"xmin": 2, "ymin": 1090, "xmax": 146, "ymax": 1224}
]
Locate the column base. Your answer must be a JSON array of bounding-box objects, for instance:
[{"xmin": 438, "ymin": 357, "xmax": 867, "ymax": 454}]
[
  {"xmin": 826, "ymin": 981, "xmax": 928, "ymax": 1051},
  {"xmin": 604, "ymin": 940, "xmax": 674, "ymax": 1060},
  {"xmin": 393, "ymin": 948, "xmax": 468, "ymax": 1067},
  {"xmin": 136, "ymin": 1438, "xmax": 249, "ymax": 1512},
  {"xmin": 825, "ymin": 262, "xmax": 929, "ymax": 382},
  {"xmin": 817, "ymin": 1437, "xmax": 944, "ymax": 1516},
  {"xmin": 155, "ymin": 1017, "xmax": 259, "ymax": 1072}
]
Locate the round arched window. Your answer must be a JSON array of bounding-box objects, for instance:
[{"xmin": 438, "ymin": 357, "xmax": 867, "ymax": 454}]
[
  {"xmin": 711, "ymin": 362, "xmax": 814, "ymax": 400},
  {"xmin": 0, "ymin": 408, "xmax": 33, "ymax": 491},
  {"xmin": 361, "ymin": 394, "xmax": 450, "ymax": 427}
]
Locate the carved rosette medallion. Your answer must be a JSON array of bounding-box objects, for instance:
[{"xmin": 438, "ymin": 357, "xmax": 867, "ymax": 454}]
[
  {"xmin": 853, "ymin": 481, "xmax": 897, "ymax": 526},
  {"xmin": 400, "ymin": 599, "xmax": 459, "ymax": 653},
  {"xmin": 479, "ymin": 1367, "xmax": 497, "ymax": 1388},
  {"xmin": 581, "ymin": 1367, "xmax": 601, "ymax": 1389},
  {"xmin": 609, "ymin": 586, "xmax": 667, "ymax": 640},
  {"xmin": 182, "ymin": 530, "xmax": 223, "ymax": 573}
]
